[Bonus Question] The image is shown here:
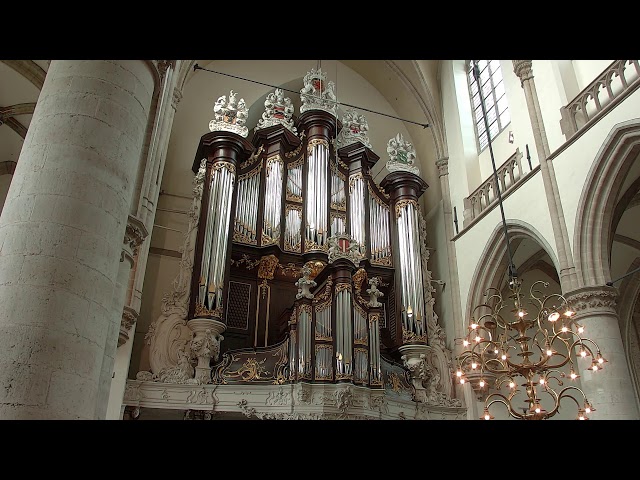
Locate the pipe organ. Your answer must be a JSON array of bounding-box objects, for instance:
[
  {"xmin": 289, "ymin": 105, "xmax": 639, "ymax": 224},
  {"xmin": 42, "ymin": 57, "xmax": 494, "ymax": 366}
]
[{"xmin": 180, "ymin": 68, "xmax": 436, "ymax": 392}]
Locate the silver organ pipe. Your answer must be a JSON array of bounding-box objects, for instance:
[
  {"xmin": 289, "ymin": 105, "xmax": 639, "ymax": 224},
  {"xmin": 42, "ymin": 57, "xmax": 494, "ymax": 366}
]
[
  {"xmin": 314, "ymin": 302, "xmax": 332, "ymax": 340},
  {"xmin": 349, "ymin": 174, "xmax": 366, "ymax": 252},
  {"xmin": 263, "ymin": 155, "xmax": 283, "ymax": 245},
  {"xmin": 234, "ymin": 164, "xmax": 261, "ymax": 244},
  {"xmin": 198, "ymin": 162, "xmax": 215, "ymax": 305},
  {"xmin": 315, "ymin": 345, "xmax": 332, "ymax": 379},
  {"xmin": 353, "ymin": 304, "xmax": 367, "ymax": 345},
  {"xmin": 330, "ymin": 213, "xmax": 346, "ymax": 236},
  {"xmin": 297, "ymin": 305, "xmax": 312, "ymax": 378},
  {"xmin": 396, "ymin": 200, "xmax": 425, "ymax": 339},
  {"xmin": 284, "ymin": 205, "xmax": 302, "ymax": 252},
  {"xmin": 330, "ymin": 164, "xmax": 346, "ymax": 212},
  {"xmin": 335, "ymin": 286, "xmax": 353, "ymax": 377},
  {"xmin": 368, "ymin": 313, "xmax": 382, "ymax": 384},
  {"xmin": 354, "ymin": 348, "xmax": 368, "ymax": 384},
  {"xmin": 397, "ymin": 204, "xmax": 412, "ymax": 334},
  {"xmin": 289, "ymin": 320, "xmax": 297, "ymax": 380},
  {"xmin": 286, "ymin": 159, "xmax": 303, "ymax": 201},
  {"xmin": 409, "ymin": 203, "xmax": 425, "ymax": 337},
  {"xmin": 200, "ymin": 163, "xmax": 236, "ymax": 311},
  {"xmin": 368, "ymin": 187, "xmax": 392, "ymax": 266},
  {"xmin": 305, "ymin": 141, "xmax": 329, "ymax": 249}
]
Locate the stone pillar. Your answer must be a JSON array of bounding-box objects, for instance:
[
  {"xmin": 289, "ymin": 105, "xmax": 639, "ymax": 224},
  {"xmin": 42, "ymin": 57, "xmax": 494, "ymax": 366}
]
[
  {"xmin": 512, "ymin": 60, "xmax": 550, "ymax": 160},
  {"xmin": 437, "ymin": 157, "xmax": 470, "ymax": 409},
  {"xmin": 512, "ymin": 60, "xmax": 577, "ymax": 292},
  {"xmin": 130, "ymin": 62, "xmax": 180, "ymax": 315},
  {"xmin": 0, "ymin": 60, "xmax": 155, "ymax": 419},
  {"xmin": 565, "ymin": 286, "xmax": 640, "ymax": 419}
]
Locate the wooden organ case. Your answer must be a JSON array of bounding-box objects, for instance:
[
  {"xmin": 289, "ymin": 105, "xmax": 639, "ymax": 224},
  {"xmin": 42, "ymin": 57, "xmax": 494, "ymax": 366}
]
[{"xmin": 182, "ymin": 70, "xmax": 437, "ymax": 393}]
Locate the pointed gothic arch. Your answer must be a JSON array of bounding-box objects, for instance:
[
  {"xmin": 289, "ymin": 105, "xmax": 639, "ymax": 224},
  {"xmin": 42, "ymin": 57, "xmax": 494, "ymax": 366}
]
[
  {"xmin": 465, "ymin": 219, "xmax": 560, "ymax": 319},
  {"xmin": 573, "ymin": 118, "xmax": 640, "ymax": 287}
]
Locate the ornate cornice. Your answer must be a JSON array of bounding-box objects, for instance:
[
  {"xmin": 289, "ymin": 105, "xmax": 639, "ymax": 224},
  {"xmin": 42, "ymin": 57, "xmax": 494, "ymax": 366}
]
[{"xmin": 565, "ymin": 285, "xmax": 618, "ymax": 315}]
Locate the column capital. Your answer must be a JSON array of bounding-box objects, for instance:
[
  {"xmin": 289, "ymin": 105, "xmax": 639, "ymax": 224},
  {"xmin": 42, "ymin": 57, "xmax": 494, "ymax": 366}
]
[
  {"xmin": 122, "ymin": 214, "xmax": 149, "ymax": 265},
  {"xmin": 436, "ymin": 157, "xmax": 449, "ymax": 177},
  {"xmin": 564, "ymin": 285, "xmax": 618, "ymax": 316},
  {"xmin": 512, "ymin": 60, "xmax": 534, "ymax": 86},
  {"xmin": 172, "ymin": 87, "xmax": 183, "ymax": 110},
  {"xmin": 155, "ymin": 60, "xmax": 176, "ymax": 80},
  {"xmin": 118, "ymin": 306, "xmax": 139, "ymax": 347}
]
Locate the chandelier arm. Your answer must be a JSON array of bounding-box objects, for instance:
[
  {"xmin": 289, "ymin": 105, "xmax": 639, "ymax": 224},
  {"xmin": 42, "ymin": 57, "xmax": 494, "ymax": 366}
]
[
  {"xmin": 574, "ymin": 337, "xmax": 601, "ymax": 354},
  {"xmin": 485, "ymin": 393, "xmax": 525, "ymax": 420},
  {"xmin": 540, "ymin": 292, "xmax": 567, "ymax": 309},
  {"xmin": 538, "ymin": 384, "xmax": 562, "ymax": 419},
  {"xmin": 482, "ymin": 358, "xmax": 510, "ymax": 375},
  {"xmin": 549, "ymin": 386, "xmax": 591, "ymax": 418},
  {"xmin": 528, "ymin": 280, "xmax": 550, "ymax": 303}
]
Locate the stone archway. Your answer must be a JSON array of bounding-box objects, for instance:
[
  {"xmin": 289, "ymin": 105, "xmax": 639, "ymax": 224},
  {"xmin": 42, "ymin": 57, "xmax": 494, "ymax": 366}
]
[
  {"xmin": 573, "ymin": 118, "xmax": 640, "ymax": 287},
  {"xmin": 465, "ymin": 219, "xmax": 560, "ymax": 318}
]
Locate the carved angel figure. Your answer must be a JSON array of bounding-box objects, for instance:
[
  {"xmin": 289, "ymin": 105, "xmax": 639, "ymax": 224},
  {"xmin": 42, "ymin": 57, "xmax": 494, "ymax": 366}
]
[
  {"xmin": 327, "ymin": 235, "xmax": 340, "ymax": 259},
  {"xmin": 295, "ymin": 264, "xmax": 317, "ymax": 299},
  {"xmin": 213, "ymin": 95, "xmax": 227, "ymax": 121},
  {"xmin": 366, "ymin": 277, "xmax": 384, "ymax": 307},
  {"xmin": 236, "ymin": 99, "xmax": 247, "ymax": 126}
]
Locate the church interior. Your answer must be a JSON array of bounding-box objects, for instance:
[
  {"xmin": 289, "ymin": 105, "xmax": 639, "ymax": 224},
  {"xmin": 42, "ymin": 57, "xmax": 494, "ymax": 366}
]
[{"xmin": 0, "ymin": 59, "xmax": 638, "ymax": 420}]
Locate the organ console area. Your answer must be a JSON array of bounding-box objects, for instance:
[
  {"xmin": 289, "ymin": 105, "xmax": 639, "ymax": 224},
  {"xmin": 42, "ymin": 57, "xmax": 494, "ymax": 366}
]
[{"xmin": 139, "ymin": 68, "xmax": 463, "ymax": 416}]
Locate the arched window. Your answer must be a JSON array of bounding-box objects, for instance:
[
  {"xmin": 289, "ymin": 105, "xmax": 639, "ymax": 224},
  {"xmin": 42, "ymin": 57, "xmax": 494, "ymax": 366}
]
[{"xmin": 467, "ymin": 60, "xmax": 511, "ymax": 152}]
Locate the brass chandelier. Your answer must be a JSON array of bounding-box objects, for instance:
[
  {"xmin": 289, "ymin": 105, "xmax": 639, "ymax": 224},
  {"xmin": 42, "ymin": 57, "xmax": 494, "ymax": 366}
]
[
  {"xmin": 455, "ymin": 276, "xmax": 606, "ymax": 420},
  {"xmin": 454, "ymin": 61, "xmax": 607, "ymax": 420}
]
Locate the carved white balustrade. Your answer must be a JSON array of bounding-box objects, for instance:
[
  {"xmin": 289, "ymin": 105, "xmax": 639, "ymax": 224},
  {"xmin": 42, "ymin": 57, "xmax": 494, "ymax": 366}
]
[
  {"xmin": 462, "ymin": 148, "xmax": 524, "ymax": 228},
  {"xmin": 560, "ymin": 60, "xmax": 640, "ymax": 139}
]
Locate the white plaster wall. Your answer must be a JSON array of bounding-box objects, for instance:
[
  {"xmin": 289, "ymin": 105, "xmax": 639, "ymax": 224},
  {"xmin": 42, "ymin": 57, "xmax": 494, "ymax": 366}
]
[
  {"xmin": 532, "ymin": 60, "xmax": 567, "ymax": 153},
  {"xmin": 454, "ymin": 173, "xmax": 554, "ymax": 319},
  {"xmin": 573, "ymin": 60, "xmax": 614, "ymax": 89},
  {"xmin": 441, "ymin": 60, "xmax": 475, "ymax": 229},
  {"xmin": 549, "ymin": 87, "xmax": 640, "ymax": 254},
  {"xmin": 130, "ymin": 251, "xmax": 181, "ymax": 376}
]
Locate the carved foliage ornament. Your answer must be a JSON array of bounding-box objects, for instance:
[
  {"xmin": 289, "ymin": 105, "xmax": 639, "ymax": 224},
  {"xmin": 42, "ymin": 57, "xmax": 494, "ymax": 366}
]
[
  {"xmin": 565, "ymin": 287, "xmax": 618, "ymax": 314},
  {"xmin": 256, "ymin": 88, "xmax": 297, "ymax": 134},
  {"xmin": 209, "ymin": 90, "xmax": 250, "ymax": 137},
  {"xmin": 300, "ymin": 68, "xmax": 338, "ymax": 115},
  {"xmin": 336, "ymin": 108, "xmax": 372, "ymax": 149},
  {"xmin": 386, "ymin": 133, "xmax": 419, "ymax": 175}
]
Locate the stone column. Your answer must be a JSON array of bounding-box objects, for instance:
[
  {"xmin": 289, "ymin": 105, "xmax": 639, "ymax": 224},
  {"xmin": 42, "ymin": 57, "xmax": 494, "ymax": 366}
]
[
  {"xmin": 512, "ymin": 60, "xmax": 577, "ymax": 292},
  {"xmin": 130, "ymin": 62, "xmax": 180, "ymax": 315},
  {"xmin": 0, "ymin": 60, "xmax": 155, "ymax": 419},
  {"xmin": 437, "ymin": 157, "xmax": 473, "ymax": 412},
  {"xmin": 564, "ymin": 286, "xmax": 640, "ymax": 419}
]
